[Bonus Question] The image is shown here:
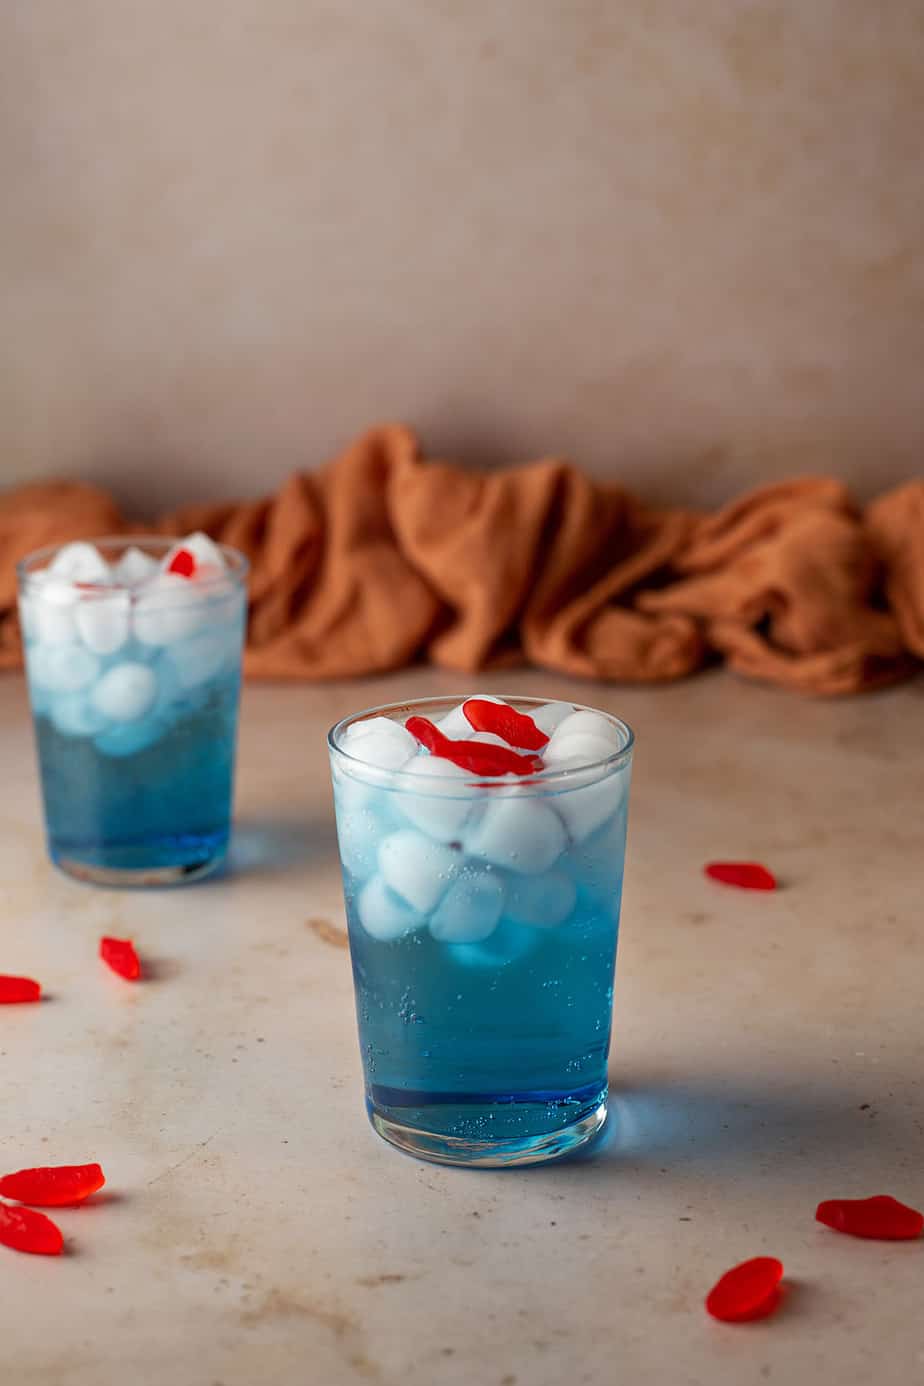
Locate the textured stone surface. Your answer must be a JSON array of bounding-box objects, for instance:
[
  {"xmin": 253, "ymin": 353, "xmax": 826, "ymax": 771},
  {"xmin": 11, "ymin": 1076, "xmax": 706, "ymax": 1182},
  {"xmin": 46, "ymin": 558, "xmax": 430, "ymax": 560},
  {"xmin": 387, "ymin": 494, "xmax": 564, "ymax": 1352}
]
[{"xmin": 0, "ymin": 668, "xmax": 922, "ymax": 1384}]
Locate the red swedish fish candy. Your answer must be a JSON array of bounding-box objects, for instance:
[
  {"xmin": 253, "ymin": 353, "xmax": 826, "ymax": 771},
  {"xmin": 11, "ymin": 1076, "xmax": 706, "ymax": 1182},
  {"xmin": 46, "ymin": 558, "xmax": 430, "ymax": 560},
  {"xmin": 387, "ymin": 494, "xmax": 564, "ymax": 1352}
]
[
  {"xmin": 816, "ymin": 1195, "xmax": 923, "ymax": 1241},
  {"xmin": 166, "ymin": 548, "xmax": 196, "ymax": 577},
  {"xmin": 705, "ymin": 1256, "xmax": 784, "ymax": 1323},
  {"xmin": 100, "ymin": 937, "xmax": 142, "ymax": 981},
  {"xmin": 704, "ymin": 862, "xmax": 777, "ymax": 891},
  {"xmin": 0, "ymin": 976, "xmax": 41, "ymax": 1004},
  {"xmin": 406, "ymin": 716, "xmax": 543, "ymax": 777},
  {"xmin": 0, "ymin": 1202, "xmax": 63, "ymax": 1256},
  {"xmin": 0, "ymin": 1163, "xmax": 106, "ymax": 1208},
  {"xmin": 462, "ymin": 699, "xmax": 549, "ymax": 751}
]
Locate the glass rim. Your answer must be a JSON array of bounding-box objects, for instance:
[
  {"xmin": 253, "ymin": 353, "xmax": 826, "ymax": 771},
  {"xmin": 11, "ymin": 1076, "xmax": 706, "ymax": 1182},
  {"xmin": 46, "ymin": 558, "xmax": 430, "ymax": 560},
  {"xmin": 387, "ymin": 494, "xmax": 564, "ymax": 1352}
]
[
  {"xmin": 16, "ymin": 534, "xmax": 249, "ymax": 599},
  {"xmin": 328, "ymin": 694, "xmax": 634, "ymax": 791}
]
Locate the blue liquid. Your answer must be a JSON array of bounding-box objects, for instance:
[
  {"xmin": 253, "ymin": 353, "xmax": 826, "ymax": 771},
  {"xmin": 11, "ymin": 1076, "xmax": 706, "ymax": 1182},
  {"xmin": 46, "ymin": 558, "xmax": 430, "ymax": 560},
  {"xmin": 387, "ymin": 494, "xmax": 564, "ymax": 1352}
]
[
  {"xmin": 28, "ymin": 658, "xmax": 242, "ymax": 881},
  {"xmin": 336, "ymin": 782, "xmax": 628, "ymax": 1153}
]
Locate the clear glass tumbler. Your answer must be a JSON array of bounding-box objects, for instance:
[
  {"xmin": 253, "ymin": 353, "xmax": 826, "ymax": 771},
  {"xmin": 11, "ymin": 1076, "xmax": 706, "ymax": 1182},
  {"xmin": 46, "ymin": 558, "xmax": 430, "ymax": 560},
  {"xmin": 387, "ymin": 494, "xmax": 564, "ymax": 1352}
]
[
  {"xmin": 328, "ymin": 695, "xmax": 633, "ymax": 1167},
  {"xmin": 18, "ymin": 537, "xmax": 248, "ymax": 886}
]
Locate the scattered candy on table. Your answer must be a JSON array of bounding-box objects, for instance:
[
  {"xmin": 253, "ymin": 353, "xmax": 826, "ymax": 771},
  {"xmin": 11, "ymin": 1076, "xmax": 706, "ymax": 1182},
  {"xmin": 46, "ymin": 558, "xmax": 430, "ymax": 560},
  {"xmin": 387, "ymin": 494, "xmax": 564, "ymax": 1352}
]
[
  {"xmin": 100, "ymin": 937, "xmax": 142, "ymax": 981},
  {"xmin": 0, "ymin": 1164, "xmax": 106, "ymax": 1208},
  {"xmin": 704, "ymin": 862, "xmax": 777, "ymax": 891},
  {"xmin": 0, "ymin": 1202, "xmax": 64, "ymax": 1257},
  {"xmin": 0, "ymin": 976, "xmax": 42, "ymax": 1004},
  {"xmin": 816, "ymin": 1195, "xmax": 923, "ymax": 1241},
  {"xmin": 705, "ymin": 1256, "xmax": 785, "ymax": 1323}
]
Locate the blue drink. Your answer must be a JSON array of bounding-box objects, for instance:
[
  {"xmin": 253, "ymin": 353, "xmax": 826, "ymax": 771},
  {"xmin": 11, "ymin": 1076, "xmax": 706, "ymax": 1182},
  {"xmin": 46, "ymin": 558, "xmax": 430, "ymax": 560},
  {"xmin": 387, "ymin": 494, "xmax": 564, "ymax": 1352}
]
[
  {"xmin": 329, "ymin": 697, "xmax": 633, "ymax": 1166},
  {"xmin": 18, "ymin": 537, "xmax": 248, "ymax": 886}
]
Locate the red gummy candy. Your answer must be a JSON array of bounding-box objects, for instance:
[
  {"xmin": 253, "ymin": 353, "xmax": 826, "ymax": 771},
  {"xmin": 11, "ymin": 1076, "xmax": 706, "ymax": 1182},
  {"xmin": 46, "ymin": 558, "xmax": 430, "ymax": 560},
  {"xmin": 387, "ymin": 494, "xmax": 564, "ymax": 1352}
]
[
  {"xmin": 100, "ymin": 937, "xmax": 142, "ymax": 981},
  {"xmin": 166, "ymin": 548, "xmax": 196, "ymax": 577},
  {"xmin": 0, "ymin": 1202, "xmax": 63, "ymax": 1256},
  {"xmin": 705, "ymin": 1256, "xmax": 784, "ymax": 1323},
  {"xmin": 0, "ymin": 1163, "xmax": 105, "ymax": 1208},
  {"xmin": 704, "ymin": 862, "xmax": 777, "ymax": 891},
  {"xmin": 816, "ymin": 1195, "xmax": 923, "ymax": 1241},
  {"xmin": 406, "ymin": 716, "xmax": 543, "ymax": 777},
  {"xmin": 0, "ymin": 976, "xmax": 41, "ymax": 1004},
  {"xmin": 462, "ymin": 699, "xmax": 549, "ymax": 751}
]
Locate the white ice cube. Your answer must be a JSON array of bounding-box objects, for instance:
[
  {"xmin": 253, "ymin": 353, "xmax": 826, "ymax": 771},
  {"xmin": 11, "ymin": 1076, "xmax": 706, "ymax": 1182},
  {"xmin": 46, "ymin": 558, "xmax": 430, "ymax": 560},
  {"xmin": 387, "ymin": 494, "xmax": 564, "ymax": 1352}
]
[
  {"xmin": 530, "ymin": 701, "xmax": 575, "ymax": 738},
  {"xmin": 542, "ymin": 710, "xmax": 624, "ymax": 772},
  {"xmin": 27, "ymin": 642, "xmax": 100, "ymax": 693},
  {"xmin": 113, "ymin": 546, "xmax": 158, "ymax": 587},
  {"xmin": 133, "ymin": 575, "xmax": 209, "ymax": 646},
  {"xmin": 430, "ymin": 869, "xmax": 505, "ymax": 943},
  {"xmin": 395, "ymin": 755, "xmax": 475, "ymax": 842},
  {"xmin": 466, "ymin": 794, "xmax": 567, "ymax": 875},
  {"xmin": 50, "ymin": 693, "xmax": 108, "ymax": 738},
  {"xmin": 47, "ymin": 542, "xmax": 111, "ymax": 585},
  {"xmin": 162, "ymin": 531, "xmax": 227, "ymax": 574},
  {"xmin": 342, "ymin": 716, "xmax": 417, "ymax": 771},
  {"xmin": 356, "ymin": 875, "xmax": 425, "ymax": 941},
  {"xmin": 543, "ymin": 710, "xmax": 622, "ymax": 766},
  {"xmin": 435, "ymin": 703, "xmax": 475, "ymax": 739},
  {"xmin": 378, "ymin": 829, "xmax": 460, "ymax": 914},
  {"xmin": 94, "ymin": 718, "xmax": 165, "ymax": 758},
  {"xmin": 505, "ymin": 869, "xmax": 577, "ymax": 928},
  {"xmin": 435, "ymin": 695, "xmax": 506, "ymax": 740},
  {"xmin": 336, "ymin": 804, "xmax": 390, "ymax": 883},
  {"xmin": 75, "ymin": 591, "xmax": 130, "ymax": 656},
  {"xmin": 469, "ymin": 731, "xmax": 510, "ymax": 748},
  {"xmin": 91, "ymin": 663, "xmax": 158, "ymax": 722},
  {"xmin": 542, "ymin": 731, "xmax": 616, "ymax": 770},
  {"xmin": 554, "ymin": 771, "xmax": 629, "ymax": 843},
  {"xmin": 171, "ymin": 627, "xmax": 239, "ymax": 689},
  {"xmin": 30, "ymin": 579, "xmax": 78, "ymax": 645},
  {"xmin": 566, "ymin": 797, "xmax": 629, "ymax": 885}
]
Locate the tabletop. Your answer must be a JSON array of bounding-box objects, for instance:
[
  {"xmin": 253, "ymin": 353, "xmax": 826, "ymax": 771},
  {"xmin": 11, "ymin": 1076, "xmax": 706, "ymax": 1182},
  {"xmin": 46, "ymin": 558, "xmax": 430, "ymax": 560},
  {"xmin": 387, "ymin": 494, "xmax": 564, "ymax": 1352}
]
[{"xmin": 1, "ymin": 667, "xmax": 922, "ymax": 1386}]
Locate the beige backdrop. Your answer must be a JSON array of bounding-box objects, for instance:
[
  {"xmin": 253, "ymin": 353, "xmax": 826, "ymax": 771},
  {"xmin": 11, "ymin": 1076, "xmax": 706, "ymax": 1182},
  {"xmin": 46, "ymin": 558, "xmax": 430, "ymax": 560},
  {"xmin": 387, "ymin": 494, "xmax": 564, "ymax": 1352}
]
[{"xmin": 2, "ymin": 0, "xmax": 922, "ymax": 513}]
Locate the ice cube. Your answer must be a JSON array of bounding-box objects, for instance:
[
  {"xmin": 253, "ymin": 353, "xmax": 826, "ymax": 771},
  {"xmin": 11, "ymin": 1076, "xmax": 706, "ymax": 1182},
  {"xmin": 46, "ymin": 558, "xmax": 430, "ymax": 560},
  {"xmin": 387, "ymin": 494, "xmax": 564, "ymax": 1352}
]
[
  {"xmin": 75, "ymin": 591, "xmax": 131, "ymax": 656},
  {"xmin": 469, "ymin": 731, "xmax": 510, "ymax": 748},
  {"xmin": 543, "ymin": 710, "xmax": 623, "ymax": 768},
  {"xmin": 342, "ymin": 716, "xmax": 417, "ymax": 772},
  {"xmin": 50, "ymin": 693, "xmax": 108, "ymax": 738},
  {"xmin": 94, "ymin": 717, "xmax": 166, "ymax": 758},
  {"xmin": 47, "ymin": 541, "xmax": 111, "ymax": 585},
  {"xmin": 395, "ymin": 755, "xmax": 475, "ymax": 841},
  {"xmin": 27, "ymin": 642, "xmax": 100, "ymax": 693},
  {"xmin": 356, "ymin": 875, "xmax": 425, "ymax": 941},
  {"xmin": 530, "ymin": 701, "xmax": 575, "ymax": 738},
  {"xmin": 466, "ymin": 795, "xmax": 567, "ymax": 875},
  {"xmin": 171, "ymin": 627, "xmax": 239, "ymax": 689},
  {"xmin": 542, "ymin": 732, "xmax": 617, "ymax": 771},
  {"xmin": 434, "ymin": 695, "xmax": 506, "ymax": 740},
  {"xmin": 429, "ymin": 869, "xmax": 505, "ymax": 943},
  {"xmin": 162, "ymin": 531, "xmax": 227, "ymax": 574},
  {"xmin": 566, "ymin": 797, "xmax": 629, "ymax": 889},
  {"xmin": 378, "ymin": 829, "xmax": 460, "ymax": 914},
  {"xmin": 29, "ymin": 579, "xmax": 78, "ymax": 645},
  {"xmin": 91, "ymin": 663, "xmax": 158, "ymax": 722},
  {"xmin": 133, "ymin": 575, "xmax": 209, "ymax": 645},
  {"xmin": 446, "ymin": 919, "xmax": 542, "ymax": 971},
  {"xmin": 554, "ymin": 771, "xmax": 629, "ymax": 843},
  {"xmin": 113, "ymin": 546, "xmax": 158, "ymax": 587},
  {"xmin": 505, "ymin": 869, "xmax": 577, "ymax": 928},
  {"xmin": 336, "ymin": 803, "xmax": 389, "ymax": 883}
]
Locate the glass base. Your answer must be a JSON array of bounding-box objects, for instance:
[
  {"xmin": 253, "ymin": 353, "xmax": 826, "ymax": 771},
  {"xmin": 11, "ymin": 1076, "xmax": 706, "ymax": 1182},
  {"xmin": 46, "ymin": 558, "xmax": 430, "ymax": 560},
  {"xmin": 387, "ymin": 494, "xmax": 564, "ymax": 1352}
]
[
  {"xmin": 368, "ymin": 1095, "xmax": 607, "ymax": 1168},
  {"xmin": 52, "ymin": 850, "xmax": 226, "ymax": 889}
]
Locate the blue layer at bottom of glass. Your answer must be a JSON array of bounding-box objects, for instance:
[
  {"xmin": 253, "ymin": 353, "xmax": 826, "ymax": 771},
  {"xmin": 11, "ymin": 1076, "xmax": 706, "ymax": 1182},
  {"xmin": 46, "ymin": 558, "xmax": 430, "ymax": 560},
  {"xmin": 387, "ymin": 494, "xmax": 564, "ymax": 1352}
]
[
  {"xmin": 347, "ymin": 888, "xmax": 619, "ymax": 1163},
  {"xmin": 33, "ymin": 673, "xmax": 240, "ymax": 883}
]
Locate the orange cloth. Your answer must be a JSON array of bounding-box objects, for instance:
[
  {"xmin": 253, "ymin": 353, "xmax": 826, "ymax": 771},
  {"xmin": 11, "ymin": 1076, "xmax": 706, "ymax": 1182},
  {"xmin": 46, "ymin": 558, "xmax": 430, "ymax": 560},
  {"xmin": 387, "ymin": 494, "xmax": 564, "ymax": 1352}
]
[{"xmin": 0, "ymin": 424, "xmax": 920, "ymax": 695}]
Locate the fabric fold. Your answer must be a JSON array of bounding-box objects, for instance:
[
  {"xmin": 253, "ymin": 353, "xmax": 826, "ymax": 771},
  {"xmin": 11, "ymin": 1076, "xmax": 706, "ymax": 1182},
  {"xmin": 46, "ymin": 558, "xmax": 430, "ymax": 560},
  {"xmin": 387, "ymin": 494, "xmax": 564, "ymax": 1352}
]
[{"xmin": 0, "ymin": 424, "xmax": 920, "ymax": 695}]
